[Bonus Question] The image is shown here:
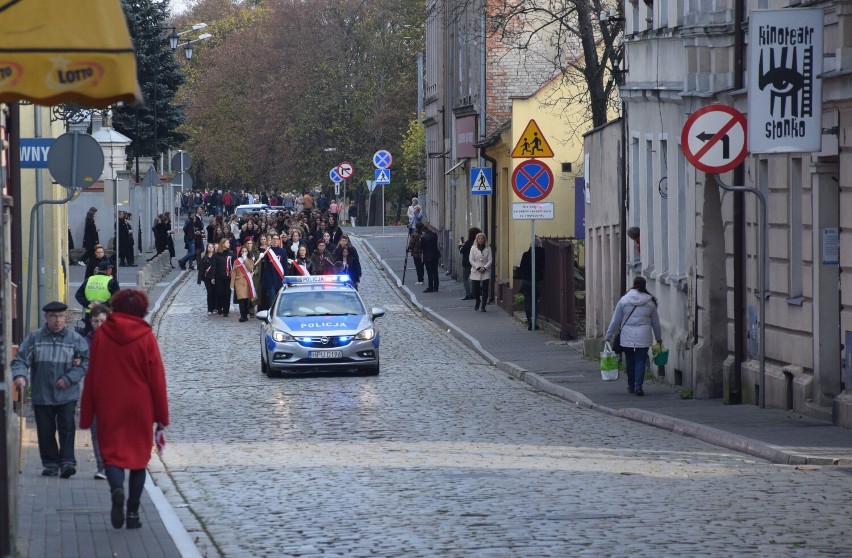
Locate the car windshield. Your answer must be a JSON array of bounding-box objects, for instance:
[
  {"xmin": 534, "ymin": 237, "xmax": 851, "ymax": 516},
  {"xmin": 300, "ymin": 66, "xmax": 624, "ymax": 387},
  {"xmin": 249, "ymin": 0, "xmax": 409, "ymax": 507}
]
[{"xmin": 275, "ymin": 290, "xmax": 365, "ymax": 318}]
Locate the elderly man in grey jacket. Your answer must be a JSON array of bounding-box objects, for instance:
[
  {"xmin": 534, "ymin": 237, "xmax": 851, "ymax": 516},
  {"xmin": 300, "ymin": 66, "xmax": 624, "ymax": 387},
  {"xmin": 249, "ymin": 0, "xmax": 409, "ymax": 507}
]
[{"xmin": 12, "ymin": 301, "xmax": 89, "ymax": 478}]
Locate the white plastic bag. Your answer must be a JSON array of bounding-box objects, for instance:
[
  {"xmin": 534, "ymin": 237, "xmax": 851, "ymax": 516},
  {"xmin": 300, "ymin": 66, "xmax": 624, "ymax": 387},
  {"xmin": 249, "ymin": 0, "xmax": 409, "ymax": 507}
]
[{"xmin": 600, "ymin": 341, "xmax": 619, "ymax": 381}]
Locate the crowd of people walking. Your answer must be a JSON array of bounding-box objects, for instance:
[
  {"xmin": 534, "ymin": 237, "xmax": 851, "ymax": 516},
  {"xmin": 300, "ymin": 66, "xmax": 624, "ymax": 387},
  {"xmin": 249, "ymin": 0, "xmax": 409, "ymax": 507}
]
[{"xmin": 180, "ymin": 197, "xmax": 363, "ymax": 319}]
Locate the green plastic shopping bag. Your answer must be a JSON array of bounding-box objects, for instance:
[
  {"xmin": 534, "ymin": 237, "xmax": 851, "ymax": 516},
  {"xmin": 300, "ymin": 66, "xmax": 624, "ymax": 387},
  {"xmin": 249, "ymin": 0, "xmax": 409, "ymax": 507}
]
[{"xmin": 652, "ymin": 342, "xmax": 669, "ymax": 366}]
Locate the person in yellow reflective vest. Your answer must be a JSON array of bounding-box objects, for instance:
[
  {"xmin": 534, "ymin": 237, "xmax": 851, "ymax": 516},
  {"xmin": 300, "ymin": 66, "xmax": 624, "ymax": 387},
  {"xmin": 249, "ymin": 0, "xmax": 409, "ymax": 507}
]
[{"xmin": 75, "ymin": 260, "xmax": 119, "ymax": 333}]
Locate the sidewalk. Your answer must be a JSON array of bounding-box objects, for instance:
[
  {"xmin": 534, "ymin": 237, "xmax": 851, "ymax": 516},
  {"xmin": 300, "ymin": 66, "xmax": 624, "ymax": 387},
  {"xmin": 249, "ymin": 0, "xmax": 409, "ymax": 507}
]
[
  {"xmin": 15, "ymin": 254, "xmax": 202, "ymax": 558},
  {"xmin": 355, "ymin": 226, "xmax": 852, "ymax": 466}
]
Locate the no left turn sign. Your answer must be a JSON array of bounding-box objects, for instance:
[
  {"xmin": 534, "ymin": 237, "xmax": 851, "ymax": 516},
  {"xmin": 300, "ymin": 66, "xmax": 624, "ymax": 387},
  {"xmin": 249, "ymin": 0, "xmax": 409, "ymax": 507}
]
[{"xmin": 681, "ymin": 104, "xmax": 748, "ymax": 174}]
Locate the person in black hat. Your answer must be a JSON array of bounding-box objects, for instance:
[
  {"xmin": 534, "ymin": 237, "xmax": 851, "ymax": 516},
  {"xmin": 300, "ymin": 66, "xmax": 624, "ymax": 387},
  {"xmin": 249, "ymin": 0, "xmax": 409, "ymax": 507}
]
[
  {"xmin": 12, "ymin": 301, "xmax": 89, "ymax": 478},
  {"xmin": 75, "ymin": 260, "xmax": 120, "ymax": 334}
]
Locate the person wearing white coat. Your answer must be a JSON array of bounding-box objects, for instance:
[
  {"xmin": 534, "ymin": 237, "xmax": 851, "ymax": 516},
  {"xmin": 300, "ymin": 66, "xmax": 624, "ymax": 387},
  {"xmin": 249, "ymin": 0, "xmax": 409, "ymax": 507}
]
[
  {"xmin": 468, "ymin": 233, "xmax": 492, "ymax": 312},
  {"xmin": 605, "ymin": 276, "xmax": 662, "ymax": 396}
]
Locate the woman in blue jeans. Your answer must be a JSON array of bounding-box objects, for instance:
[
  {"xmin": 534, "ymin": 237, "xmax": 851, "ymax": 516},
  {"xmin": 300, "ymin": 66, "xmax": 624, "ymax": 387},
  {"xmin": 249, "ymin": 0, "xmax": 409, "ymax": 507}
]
[{"xmin": 605, "ymin": 276, "xmax": 662, "ymax": 396}]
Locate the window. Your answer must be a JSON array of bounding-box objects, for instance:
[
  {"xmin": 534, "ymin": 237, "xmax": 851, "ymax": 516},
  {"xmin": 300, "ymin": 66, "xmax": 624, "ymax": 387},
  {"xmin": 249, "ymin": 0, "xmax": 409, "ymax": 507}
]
[
  {"xmin": 659, "ymin": 138, "xmax": 669, "ymax": 274},
  {"xmin": 645, "ymin": 138, "xmax": 655, "ymax": 271},
  {"xmin": 789, "ymin": 157, "xmax": 803, "ymax": 299},
  {"xmin": 630, "ymin": 136, "xmax": 641, "ymax": 263},
  {"xmin": 676, "ymin": 150, "xmax": 688, "ymax": 277}
]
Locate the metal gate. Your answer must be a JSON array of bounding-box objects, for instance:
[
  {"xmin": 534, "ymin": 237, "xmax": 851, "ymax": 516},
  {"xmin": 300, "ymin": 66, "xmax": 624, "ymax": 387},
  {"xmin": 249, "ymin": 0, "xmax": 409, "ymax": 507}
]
[{"xmin": 540, "ymin": 238, "xmax": 584, "ymax": 340}]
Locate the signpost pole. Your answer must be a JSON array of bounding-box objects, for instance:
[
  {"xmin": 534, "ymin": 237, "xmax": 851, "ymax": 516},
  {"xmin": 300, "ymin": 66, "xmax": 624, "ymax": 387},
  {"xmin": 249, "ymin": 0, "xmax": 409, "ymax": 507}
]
[
  {"xmin": 715, "ymin": 175, "xmax": 767, "ymax": 408},
  {"xmin": 531, "ymin": 219, "xmax": 536, "ymax": 331},
  {"xmin": 382, "ymin": 183, "xmax": 385, "ymax": 233},
  {"xmin": 178, "ymin": 151, "xmax": 183, "ymax": 217},
  {"xmin": 34, "ymin": 107, "xmax": 45, "ymax": 320},
  {"xmin": 343, "ymin": 180, "xmax": 347, "ymax": 226},
  {"xmin": 25, "ymin": 131, "xmax": 84, "ymax": 333}
]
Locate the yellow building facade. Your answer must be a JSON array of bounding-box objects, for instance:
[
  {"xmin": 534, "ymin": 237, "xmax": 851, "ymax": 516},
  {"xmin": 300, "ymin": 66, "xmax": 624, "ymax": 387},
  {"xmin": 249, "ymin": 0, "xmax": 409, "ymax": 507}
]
[
  {"xmin": 486, "ymin": 70, "xmax": 590, "ymax": 284},
  {"xmin": 17, "ymin": 104, "xmax": 70, "ymax": 331}
]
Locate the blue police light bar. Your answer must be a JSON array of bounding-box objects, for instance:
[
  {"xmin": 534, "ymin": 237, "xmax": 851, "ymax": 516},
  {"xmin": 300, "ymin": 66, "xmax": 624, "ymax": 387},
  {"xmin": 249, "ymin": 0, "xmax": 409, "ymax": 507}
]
[{"xmin": 284, "ymin": 275, "xmax": 351, "ymax": 285}]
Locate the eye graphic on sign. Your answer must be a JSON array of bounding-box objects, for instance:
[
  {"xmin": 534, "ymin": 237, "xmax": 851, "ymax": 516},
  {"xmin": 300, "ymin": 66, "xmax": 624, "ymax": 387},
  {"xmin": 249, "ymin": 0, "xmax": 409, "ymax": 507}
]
[{"xmin": 758, "ymin": 49, "xmax": 808, "ymax": 118}]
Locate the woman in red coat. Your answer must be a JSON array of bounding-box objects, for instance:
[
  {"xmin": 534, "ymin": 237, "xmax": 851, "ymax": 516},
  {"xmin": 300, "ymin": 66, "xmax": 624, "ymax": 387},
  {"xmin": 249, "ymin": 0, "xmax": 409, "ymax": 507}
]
[{"xmin": 80, "ymin": 289, "xmax": 169, "ymax": 530}]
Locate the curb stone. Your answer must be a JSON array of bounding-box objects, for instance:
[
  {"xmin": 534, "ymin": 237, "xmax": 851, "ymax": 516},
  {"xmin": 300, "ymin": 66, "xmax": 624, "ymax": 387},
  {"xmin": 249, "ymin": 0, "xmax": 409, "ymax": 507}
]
[
  {"xmin": 147, "ymin": 271, "xmax": 222, "ymax": 558},
  {"xmin": 355, "ymin": 234, "xmax": 847, "ymax": 467}
]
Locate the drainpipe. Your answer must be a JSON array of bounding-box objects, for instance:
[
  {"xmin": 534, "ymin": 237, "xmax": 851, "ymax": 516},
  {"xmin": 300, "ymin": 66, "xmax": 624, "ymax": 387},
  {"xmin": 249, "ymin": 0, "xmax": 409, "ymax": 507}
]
[
  {"xmin": 479, "ymin": 0, "xmax": 487, "ymax": 228},
  {"xmin": 9, "ymin": 102, "xmax": 23, "ymax": 342},
  {"xmin": 731, "ymin": 0, "xmax": 746, "ymax": 404},
  {"xmin": 482, "ymin": 150, "xmax": 497, "ymax": 303},
  {"xmin": 620, "ymin": 107, "xmax": 628, "ymax": 296}
]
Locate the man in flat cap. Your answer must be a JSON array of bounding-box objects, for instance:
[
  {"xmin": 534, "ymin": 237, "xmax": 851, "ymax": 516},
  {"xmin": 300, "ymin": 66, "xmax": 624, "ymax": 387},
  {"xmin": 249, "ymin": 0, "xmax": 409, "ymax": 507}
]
[
  {"xmin": 12, "ymin": 302, "xmax": 90, "ymax": 478},
  {"xmin": 75, "ymin": 259, "xmax": 120, "ymax": 334}
]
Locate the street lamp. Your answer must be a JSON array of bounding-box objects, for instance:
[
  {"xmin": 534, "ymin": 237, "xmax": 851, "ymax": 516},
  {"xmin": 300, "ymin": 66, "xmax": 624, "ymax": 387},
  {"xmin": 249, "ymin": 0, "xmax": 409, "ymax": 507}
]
[
  {"xmin": 151, "ymin": 24, "xmax": 207, "ymax": 174},
  {"xmin": 179, "ymin": 33, "xmax": 213, "ymax": 60}
]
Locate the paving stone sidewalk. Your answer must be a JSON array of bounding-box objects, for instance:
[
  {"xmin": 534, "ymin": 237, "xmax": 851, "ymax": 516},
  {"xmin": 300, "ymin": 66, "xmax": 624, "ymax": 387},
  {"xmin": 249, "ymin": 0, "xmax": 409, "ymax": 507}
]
[
  {"xmin": 354, "ymin": 226, "xmax": 852, "ymax": 466},
  {"xmin": 14, "ymin": 255, "xmax": 201, "ymax": 558}
]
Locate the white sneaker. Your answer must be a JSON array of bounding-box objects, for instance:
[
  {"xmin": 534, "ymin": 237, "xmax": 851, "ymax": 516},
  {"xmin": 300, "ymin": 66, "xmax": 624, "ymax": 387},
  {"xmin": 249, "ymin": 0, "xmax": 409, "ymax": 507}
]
[
  {"xmin": 415, "ymin": 281, "xmax": 423, "ymax": 285},
  {"xmin": 77, "ymin": 261, "xmax": 86, "ymax": 266}
]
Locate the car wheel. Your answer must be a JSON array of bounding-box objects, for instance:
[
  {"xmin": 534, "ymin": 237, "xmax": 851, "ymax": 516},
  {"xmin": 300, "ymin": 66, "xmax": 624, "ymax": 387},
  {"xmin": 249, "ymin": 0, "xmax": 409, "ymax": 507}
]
[
  {"xmin": 365, "ymin": 359, "xmax": 380, "ymax": 376},
  {"xmin": 261, "ymin": 353, "xmax": 268, "ymax": 375}
]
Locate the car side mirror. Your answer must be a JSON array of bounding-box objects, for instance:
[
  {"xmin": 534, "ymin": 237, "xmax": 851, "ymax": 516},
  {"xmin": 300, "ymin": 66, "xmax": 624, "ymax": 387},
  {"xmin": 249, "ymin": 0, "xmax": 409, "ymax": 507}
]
[
  {"xmin": 256, "ymin": 310, "xmax": 269, "ymax": 321},
  {"xmin": 371, "ymin": 307, "xmax": 386, "ymax": 320}
]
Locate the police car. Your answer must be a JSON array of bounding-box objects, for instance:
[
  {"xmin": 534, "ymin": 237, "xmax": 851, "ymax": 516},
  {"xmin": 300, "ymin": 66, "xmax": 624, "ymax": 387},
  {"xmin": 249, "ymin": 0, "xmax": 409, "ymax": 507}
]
[
  {"xmin": 256, "ymin": 275, "xmax": 385, "ymax": 377},
  {"xmin": 235, "ymin": 204, "xmax": 274, "ymax": 218}
]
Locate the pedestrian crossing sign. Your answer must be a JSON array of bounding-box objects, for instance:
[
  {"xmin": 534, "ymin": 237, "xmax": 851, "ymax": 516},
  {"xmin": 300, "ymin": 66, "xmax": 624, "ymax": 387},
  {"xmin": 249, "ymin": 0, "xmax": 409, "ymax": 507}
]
[
  {"xmin": 470, "ymin": 167, "xmax": 492, "ymax": 195},
  {"xmin": 375, "ymin": 168, "xmax": 391, "ymax": 184},
  {"xmin": 511, "ymin": 119, "xmax": 554, "ymax": 158}
]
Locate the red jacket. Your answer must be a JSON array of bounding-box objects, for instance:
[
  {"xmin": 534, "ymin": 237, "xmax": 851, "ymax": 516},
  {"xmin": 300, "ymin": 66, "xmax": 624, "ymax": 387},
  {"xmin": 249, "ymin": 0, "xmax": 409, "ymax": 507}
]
[{"xmin": 80, "ymin": 312, "xmax": 169, "ymax": 469}]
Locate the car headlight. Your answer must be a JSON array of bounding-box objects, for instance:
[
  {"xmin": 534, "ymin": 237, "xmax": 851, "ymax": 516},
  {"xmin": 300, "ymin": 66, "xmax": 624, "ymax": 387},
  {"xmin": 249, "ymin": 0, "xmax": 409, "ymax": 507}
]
[
  {"xmin": 355, "ymin": 327, "xmax": 375, "ymax": 340},
  {"xmin": 272, "ymin": 330, "xmax": 295, "ymax": 342}
]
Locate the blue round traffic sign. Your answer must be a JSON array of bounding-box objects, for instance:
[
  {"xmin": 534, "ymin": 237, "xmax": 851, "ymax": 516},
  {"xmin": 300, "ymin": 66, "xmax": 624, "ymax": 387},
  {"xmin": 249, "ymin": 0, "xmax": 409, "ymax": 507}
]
[
  {"xmin": 329, "ymin": 167, "xmax": 343, "ymax": 183},
  {"xmin": 511, "ymin": 160, "xmax": 553, "ymax": 202},
  {"xmin": 373, "ymin": 149, "xmax": 393, "ymax": 169}
]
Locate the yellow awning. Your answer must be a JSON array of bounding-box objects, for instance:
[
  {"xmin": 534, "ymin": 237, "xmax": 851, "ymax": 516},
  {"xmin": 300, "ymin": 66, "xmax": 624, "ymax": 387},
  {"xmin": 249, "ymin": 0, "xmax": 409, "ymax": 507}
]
[{"xmin": 0, "ymin": 0, "xmax": 142, "ymax": 108}]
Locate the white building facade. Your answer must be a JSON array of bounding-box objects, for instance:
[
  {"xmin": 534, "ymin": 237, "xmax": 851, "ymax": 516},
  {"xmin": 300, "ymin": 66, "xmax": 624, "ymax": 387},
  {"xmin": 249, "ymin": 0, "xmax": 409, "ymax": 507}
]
[{"xmin": 612, "ymin": 0, "xmax": 852, "ymax": 424}]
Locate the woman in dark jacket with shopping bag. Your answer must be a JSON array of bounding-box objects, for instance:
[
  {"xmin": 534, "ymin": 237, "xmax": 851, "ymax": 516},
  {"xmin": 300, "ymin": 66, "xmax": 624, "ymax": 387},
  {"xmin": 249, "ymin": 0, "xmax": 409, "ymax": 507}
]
[{"xmin": 605, "ymin": 276, "xmax": 662, "ymax": 396}]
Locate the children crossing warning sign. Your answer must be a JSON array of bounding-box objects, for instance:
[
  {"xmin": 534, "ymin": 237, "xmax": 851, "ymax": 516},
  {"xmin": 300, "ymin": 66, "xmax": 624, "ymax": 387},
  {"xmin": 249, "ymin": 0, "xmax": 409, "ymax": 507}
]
[{"xmin": 511, "ymin": 119, "xmax": 554, "ymax": 158}]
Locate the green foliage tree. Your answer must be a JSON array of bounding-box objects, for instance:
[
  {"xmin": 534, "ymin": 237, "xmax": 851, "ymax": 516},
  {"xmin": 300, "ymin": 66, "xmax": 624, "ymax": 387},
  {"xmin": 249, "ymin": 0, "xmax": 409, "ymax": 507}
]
[{"xmin": 111, "ymin": 0, "xmax": 188, "ymax": 166}]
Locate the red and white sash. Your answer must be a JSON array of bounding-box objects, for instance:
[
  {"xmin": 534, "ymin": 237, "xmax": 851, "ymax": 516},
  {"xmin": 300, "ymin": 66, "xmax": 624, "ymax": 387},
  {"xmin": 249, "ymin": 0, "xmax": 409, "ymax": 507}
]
[
  {"xmin": 235, "ymin": 258, "xmax": 257, "ymax": 298},
  {"xmin": 290, "ymin": 259, "xmax": 311, "ymax": 276},
  {"xmin": 265, "ymin": 248, "xmax": 285, "ymax": 279}
]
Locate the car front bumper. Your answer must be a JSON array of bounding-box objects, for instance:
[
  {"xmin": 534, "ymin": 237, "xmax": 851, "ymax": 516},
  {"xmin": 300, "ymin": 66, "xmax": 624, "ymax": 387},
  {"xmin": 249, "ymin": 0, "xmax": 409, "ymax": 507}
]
[{"xmin": 265, "ymin": 337, "xmax": 379, "ymax": 373}]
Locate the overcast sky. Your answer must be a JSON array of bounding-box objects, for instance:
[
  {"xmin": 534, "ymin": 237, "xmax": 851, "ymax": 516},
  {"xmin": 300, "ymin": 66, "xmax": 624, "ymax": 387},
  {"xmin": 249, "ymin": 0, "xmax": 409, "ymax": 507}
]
[{"xmin": 169, "ymin": 0, "xmax": 190, "ymax": 16}]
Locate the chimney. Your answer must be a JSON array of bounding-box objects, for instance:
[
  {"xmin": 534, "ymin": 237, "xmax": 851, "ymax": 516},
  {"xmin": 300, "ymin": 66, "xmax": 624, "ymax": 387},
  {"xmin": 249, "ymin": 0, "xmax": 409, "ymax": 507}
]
[{"xmin": 91, "ymin": 111, "xmax": 103, "ymax": 134}]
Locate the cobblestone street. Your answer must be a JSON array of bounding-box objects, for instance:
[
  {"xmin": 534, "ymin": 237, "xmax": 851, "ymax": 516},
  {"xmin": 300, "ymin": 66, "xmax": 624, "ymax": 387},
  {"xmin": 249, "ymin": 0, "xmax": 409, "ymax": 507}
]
[{"xmin": 152, "ymin": 239, "xmax": 852, "ymax": 557}]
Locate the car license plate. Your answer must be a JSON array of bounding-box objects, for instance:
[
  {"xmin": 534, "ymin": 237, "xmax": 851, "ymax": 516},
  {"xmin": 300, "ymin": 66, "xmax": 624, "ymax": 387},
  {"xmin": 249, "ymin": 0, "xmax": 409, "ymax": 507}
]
[{"xmin": 309, "ymin": 350, "xmax": 343, "ymax": 359}]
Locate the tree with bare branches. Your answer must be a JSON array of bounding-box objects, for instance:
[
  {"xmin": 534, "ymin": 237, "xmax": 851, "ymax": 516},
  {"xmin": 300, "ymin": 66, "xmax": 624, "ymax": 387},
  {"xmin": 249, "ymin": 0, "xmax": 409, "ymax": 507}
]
[{"xmin": 487, "ymin": 0, "xmax": 623, "ymax": 128}]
